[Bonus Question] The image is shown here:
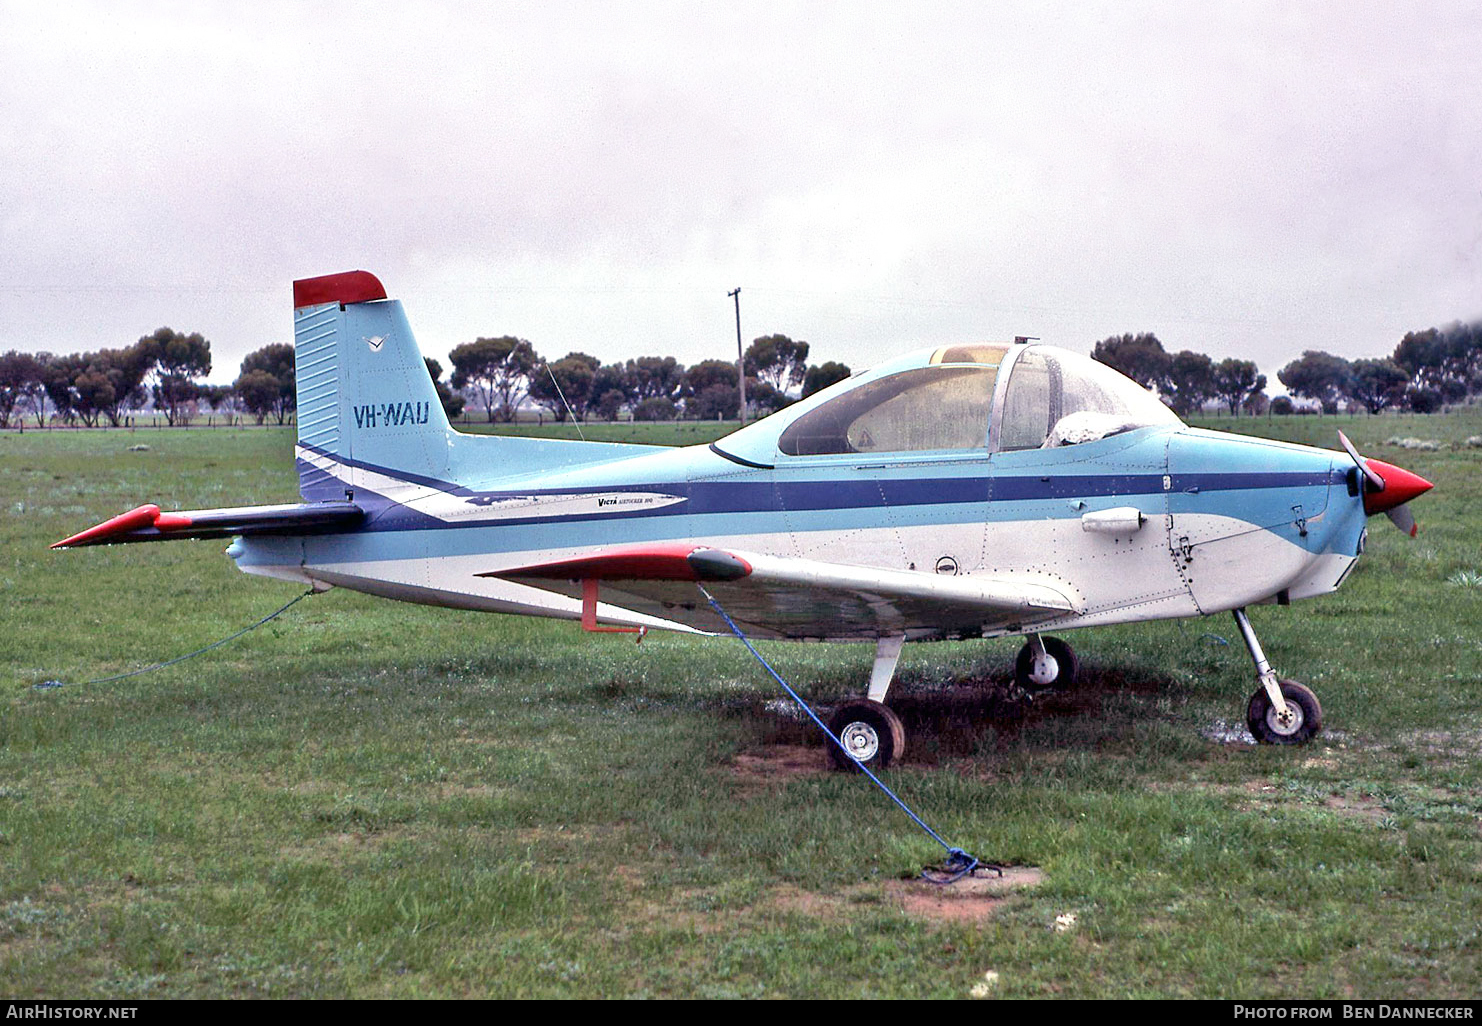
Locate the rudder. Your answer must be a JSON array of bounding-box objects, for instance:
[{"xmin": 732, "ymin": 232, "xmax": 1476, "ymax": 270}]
[{"xmin": 293, "ymin": 271, "xmax": 453, "ymax": 502}]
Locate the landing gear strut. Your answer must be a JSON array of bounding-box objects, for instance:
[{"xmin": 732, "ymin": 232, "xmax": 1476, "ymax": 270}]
[{"xmin": 1232, "ymin": 608, "xmax": 1322, "ymax": 745}]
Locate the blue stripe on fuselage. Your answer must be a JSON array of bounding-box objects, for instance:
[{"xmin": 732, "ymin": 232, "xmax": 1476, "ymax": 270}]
[{"xmin": 299, "ymin": 463, "xmax": 1340, "ymax": 535}]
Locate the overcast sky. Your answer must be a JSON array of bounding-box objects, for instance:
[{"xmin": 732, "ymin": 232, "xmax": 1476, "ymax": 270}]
[{"xmin": 2, "ymin": 1, "xmax": 1478, "ymax": 386}]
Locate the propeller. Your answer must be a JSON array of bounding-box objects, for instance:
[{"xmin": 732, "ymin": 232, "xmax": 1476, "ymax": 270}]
[{"xmin": 1337, "ymin": 430, "xmax": 1433, "ymax": 537}]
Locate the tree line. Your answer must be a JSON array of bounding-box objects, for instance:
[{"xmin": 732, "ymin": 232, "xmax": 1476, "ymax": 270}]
[
  {"xmin": 1091, "ymin": 320, "xmax": 1482, "ymax": 417},
  {"xmin": 447, "ymin": 333, "xmax": 850, "ymax": 424},
  {"xmin": 0, "ymin": 328, "xmax": 218, "ymax": 429},
  {"xmin": 0, "ymin": 328, "xmax": 853, "ymax": 429},
  {"xmin": 6, "ymin": 316, "xmax": 1478, "ymax": 430}
]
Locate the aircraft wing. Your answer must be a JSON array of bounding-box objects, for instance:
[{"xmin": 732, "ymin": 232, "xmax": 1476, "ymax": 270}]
[
  {"xmin": 52, "ymin": 501, "xmax": 365, "ymax": 548},
  {"xmin": 484, "ymin": 544, "xmax": 1081, "ymax": 641}
]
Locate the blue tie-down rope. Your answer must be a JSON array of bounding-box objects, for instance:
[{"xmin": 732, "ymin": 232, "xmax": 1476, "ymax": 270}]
[
  {"xmin": 34, "ymin": 589, "xmax": 315, "ymax": 690},
  {"xmin": 698, "ymin": 584, "xmax": 997, "ymax": 885}
]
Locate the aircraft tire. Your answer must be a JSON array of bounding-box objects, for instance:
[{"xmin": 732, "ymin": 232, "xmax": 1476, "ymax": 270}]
[
  {"xmin": 826, "ymin": 700, "xmax": 906, "ymax": 772},
  {"xmin": 1014, "ymin": 636, "xmax": 1079, "ymax": 691},
  {"xmin": 1246, "ymin": 680, "xmax": 1323, "ymax": 745}
]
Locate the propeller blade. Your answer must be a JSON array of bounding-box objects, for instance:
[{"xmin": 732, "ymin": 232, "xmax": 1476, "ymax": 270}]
[
  {"xmin": 1386, "ymin": 504, "xmax": 1418, "ymax": 537},
  {"xmin": 1337, "ymin": 430, "xmax": 1386, "ymax": 492}
]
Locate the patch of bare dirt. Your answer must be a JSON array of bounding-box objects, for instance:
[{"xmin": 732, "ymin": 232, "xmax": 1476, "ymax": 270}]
[
  {"xmin": 770, "ymin": 867, "xmax": 1045, "ymax": 925},
  {"xmin": 277, "ymin": 826, "xmax": 413, "ymax": 861},
  {"xmin": 890, "ymin": 866, "xmax": 1045, "ymax": 923},
  {"xmin": 753, "ymin": 670, "xmax": 1175, "ymax": 767},
  {"xmin": 770, "ymin": 884, "xmax": 845, "ymax": 917},
  {"xmin": 730, "ymin": 744, "xmax": 828, "ymax": 789},
  {"xmin": 510, "ymin": 823, "xmax": 630, "ymax": 847},
  {"xmin": 1322, "ymin": 793, "xmax": 1389, "ymax": 823}
]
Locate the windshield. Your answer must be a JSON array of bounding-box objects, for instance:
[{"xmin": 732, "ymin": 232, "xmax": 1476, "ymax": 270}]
[{"xmin": 997, "ymin": 347, "xmax": 1182, "ymax": 451}]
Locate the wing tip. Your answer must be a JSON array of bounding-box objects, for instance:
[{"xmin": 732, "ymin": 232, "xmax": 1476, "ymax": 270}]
[
  {"xmin": 52, "ymin": 504, "xmax": 164, "ymax": 548},
  {"xmin": 486, "ymin": 544, "xmax": 753, "ymax": 582}
]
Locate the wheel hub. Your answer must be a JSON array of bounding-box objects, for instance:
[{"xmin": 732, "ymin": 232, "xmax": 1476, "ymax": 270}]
[
  {"xmin": 1267, "ymin": 701, "xmax": 1303, "ymax": 735},
  {"xmin": 1029, "ymin": 653, "xmax": 1060, "ymax": 686},
  {"xmin": 839, "ymin": 721, "xmax": 880, "ymax": 762}
]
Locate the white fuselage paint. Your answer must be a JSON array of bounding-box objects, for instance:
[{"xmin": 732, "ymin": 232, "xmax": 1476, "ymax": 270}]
[{"xmin": 235, "ymin": 510, "xmax": 1347, "ymax": 642}]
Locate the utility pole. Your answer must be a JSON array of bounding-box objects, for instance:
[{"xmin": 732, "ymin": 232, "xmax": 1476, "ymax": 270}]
[{"xmin": 728, "ymin": 287, "xmax": 747, "ymax": 426}]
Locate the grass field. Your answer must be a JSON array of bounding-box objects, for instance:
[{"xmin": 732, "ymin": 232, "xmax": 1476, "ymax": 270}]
[{"xmin": 2, "ymin": 414, "xmax": 1480, "ymax": 999}]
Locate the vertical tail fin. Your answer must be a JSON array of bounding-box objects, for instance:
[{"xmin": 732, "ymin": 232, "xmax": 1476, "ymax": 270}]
[{"xmin": 293, "ymin": 271, "xmax": 453, "ymax": 501}]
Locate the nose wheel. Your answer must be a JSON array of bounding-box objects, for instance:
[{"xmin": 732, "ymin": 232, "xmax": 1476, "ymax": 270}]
[
  {"xmin": 1232, "ymin": 608, "xmax": 1322, "ymax": 745},
  {"xmin": 1247, "ymin": 680, "xmax": 1322, "ymax": 745}
]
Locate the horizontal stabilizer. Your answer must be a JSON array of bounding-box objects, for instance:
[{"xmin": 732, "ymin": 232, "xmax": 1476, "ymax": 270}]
[{"xmin": 52, "ymin": 501, "xmax": 364, "ymax": 548}]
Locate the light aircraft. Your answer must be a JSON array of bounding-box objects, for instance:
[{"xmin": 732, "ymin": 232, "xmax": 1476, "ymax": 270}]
[{"xmin": 55, "ymin": 271, "xmax": 1433, "ymax": 769}]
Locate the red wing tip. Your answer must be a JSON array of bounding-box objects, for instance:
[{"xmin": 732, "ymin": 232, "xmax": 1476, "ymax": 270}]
[
  {"xmin": 51, "ymin": 505, "xmax": 195, "ymax": 548},
  {"xmin": 293, "ymin": 270, "xmax": 387, "ymax": 309},
  {"xmin": 52, "ymin": 504, "xmax": 161, "ymax": 548},
  {"xmin": 490, "ymin": 544, "xmax": 752, "ymax": 582}
]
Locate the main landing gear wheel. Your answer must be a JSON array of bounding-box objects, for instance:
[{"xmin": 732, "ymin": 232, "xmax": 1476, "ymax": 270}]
[
  {"xmin": 1246, "ymin": 680, "xmax": 1323, "ymax": 745},
  {"xmin": 826, "ymin": 699, "xmax": 906, "ymax": 772},
  {"xmin": 1014, "ymin": 636, "xmax": 1079, "ymax": 691}
]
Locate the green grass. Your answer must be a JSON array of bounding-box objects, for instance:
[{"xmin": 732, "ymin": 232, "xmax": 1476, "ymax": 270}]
[{"xmin": 2, "ymin": 414, "xmax": 1480, "ymax": 998}]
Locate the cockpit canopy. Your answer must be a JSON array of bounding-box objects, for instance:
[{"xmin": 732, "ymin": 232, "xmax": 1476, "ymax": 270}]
[{"xmin": 716, "ymin": 342, "xmax": 1182, "ymax": 464}]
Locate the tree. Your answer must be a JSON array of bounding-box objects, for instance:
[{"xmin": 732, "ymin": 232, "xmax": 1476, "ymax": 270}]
[
  {"xmin": 528, "ymin": 354, "xmax": 597, "ymax": 422},
  {"xmin": 234, "ymin": 369, "xmax": 282, "ymax": 425},
  {"xmin": 1091, "ymin": 333, "xmax": 1171, "ymax": 393},
  {"xmin": 1212, "ymin": 358, "xmax": 1267, "ymax": 416},
  {"xmin": 235, "ymin": 343, "xmax": 296, "ymax": 425},
  {"xmin": 198, "ymin": 384, "xmax": 234, "ymax": 417},
  {"xmin": 633, "ymin": 396, "xmax": 677, "ymax": 421},
  {"xmin": 139, "ymin": 327, "xmax": 211, "ymax": 426},
  {"xmin": 243, "ymin": 343, "xmax": 295, "ymax": 423},
  {"xmin": 682, "ymin": 359, "xmax": 738, "ymax": 394},
  {"xmin": 17, "ymin": 351, "xmax": 54, "ymax": 426},
  {"xmin": 744, "ymin": 335, "xmax": 809, "ymax": 394},
  {"xmin": 42, "ymin": 355, "xmax": 81, "ymax": 425},
  {"xmin": 746, "ymin": 378, "xmax": 791, "ymax": 416},
  {"xmin": 1347, "ymin": 358, "xmax": 1408, "ymax": 414},
  {"xmin": 1392, "ymin": 321, "xmax": 1482, "ymax": 401},
  {"xmin": 562, "ymin": 351, "xmax": 601, "ymax": 373},
  {"xmin": 72, "ymin": 368, "xmax": 116, "ymax": 427},
  {"xmin": 680, "ymin": 360, "xmax": 738, "ymax": 420},
  {"xmin": 1242, "ymin": 389, "xmax": 1270, "ymax": 417},
  {"xmin": 1278, "ymin": 351, "xmax": 1351, "ymax": 414},
  {"xmin": 449, "ymin": 336, "xmax": 538, "ymax": 422},
  {"xmin": 39, "ymin": 347, "xmax": 149, "ymax": 427},
  {"xmin": 1406, "ymin": 386, "xmax": 1443, "ymax": 413},
  {"xmin": 1393, "ymin": 328, "xmax": 1447, "ymax": 389},
  {"xmin": 626, "ymin": 356, "xmax": 685, "ymax": 402},
  {"xmin": 595, "ymin": 388, "xmax": 627, "ymax": 421},
  {"xmin": 691, "ymin": 383, "xmax": 739, "ymax": 420},
  {"xmin": 424, "ymin": 358, "xmax": 465, "ymax": 420},
  {"xmin": 802, "ymin": 361, "xmax": 851, "ymax": 398},
  {"xmin": 0, "ymin": 351, "xmax": 45, "ymax": 428},
  {"xmin": 590, "ymin": 363, "xmax": 634, "ymax": 406},
  {"xmin": 1163, "ymin": 350, "xmax": 1215, "ymax": 415},
  {"xmin": 86, "ymin": 345, "xmax": 150, "ymax": 426}
]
